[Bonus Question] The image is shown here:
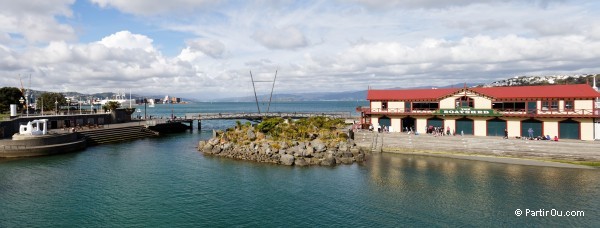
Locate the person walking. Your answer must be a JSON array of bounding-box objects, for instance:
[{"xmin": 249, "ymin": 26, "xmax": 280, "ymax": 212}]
[
  {"xmin": 527, "ymin": 127, "xmax": 534, "ymax": 139},
  {"xmin": 504, "ymin": 128, "xmax": 508, "ymax": 139}
]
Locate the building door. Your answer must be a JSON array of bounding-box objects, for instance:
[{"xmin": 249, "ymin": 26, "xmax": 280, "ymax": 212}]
[
  {"xmin": 521, "ymin": 119, "xmax": 542, "ymax": 138},
  {"xmin": 559, "ymin": 119, "xmax": 579, "ymax": 139},
  {"xmin": 527, "ymin": 101, "xmax": 537, "ymax": 114},
  {"xmin": 487, "ymin": 118, "xmax": 506, "ymax": 136},
  {"xmin": 427, "ymin": 117, "xmax": 443, "ymax": 128},
  {"xmin": 64, "ymin": 120, "xmax": 71, "ymax": 128},
  {"xmin": 456, "ymin": 117, "xmax": 474, "ymax": 135},
  {"xmin": 50, "ymin": 120, "xmax": 58, "ymax": 129},
  {"xmin": 378, "ymin": 116, "xmax": 391, "ymax": 128},
  {"xmin": 402, "ymin": 117, "xmax": 415, "ymax": 132}
]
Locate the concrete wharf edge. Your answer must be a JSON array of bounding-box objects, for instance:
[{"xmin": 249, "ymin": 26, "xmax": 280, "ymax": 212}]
[
  {"xmin": 0, "ymin": 121, "xmax": 188, "ymax": 158},
  {"xmin": 354, "ymin": 130, "xmax": 599, "ymax": 169}
]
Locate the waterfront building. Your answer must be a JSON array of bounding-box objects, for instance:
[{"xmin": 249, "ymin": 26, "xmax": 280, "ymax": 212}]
[{"xmin": 360, "ymin": 84, "xmax": 600, "ymax": 140}]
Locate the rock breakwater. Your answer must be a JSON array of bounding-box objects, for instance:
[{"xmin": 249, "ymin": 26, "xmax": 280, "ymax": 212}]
[
  {"xmin": 198, "ymin": 136, "xmax": 367, "ymax": 166},
  {"xmin": 198, "ymin": 117, "xmax": 368, "ymax": 166}
]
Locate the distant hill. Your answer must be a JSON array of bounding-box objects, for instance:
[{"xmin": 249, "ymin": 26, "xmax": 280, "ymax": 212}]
[
  {"xmin": 481, "ymin": 74, "xmax": 599, "ymax": 87},
  {"xmin": 215, "ymin": 82, "xmax": 478, "ymax": 102},
  {"xmin": 218, "ymin": 90, "xmax": 369, "ymax": 102}
]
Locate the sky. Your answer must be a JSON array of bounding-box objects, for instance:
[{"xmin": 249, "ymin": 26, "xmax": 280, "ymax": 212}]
[{"xmin": 1, "ymin": 0, "xmax": 600, "ymax": 100}]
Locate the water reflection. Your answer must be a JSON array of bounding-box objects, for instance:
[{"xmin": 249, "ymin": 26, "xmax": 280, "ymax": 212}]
[{"xmin": 365, "ymin": 153, "xmax": 600, "ymax": 226}]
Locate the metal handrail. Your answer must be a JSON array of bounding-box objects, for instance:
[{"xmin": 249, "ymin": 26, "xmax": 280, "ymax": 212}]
[
  {"xmin": 188, "ymin": 112, "xmax": 353, "ymax": 120},
  {"xmin": 359, "ymin": 107, "xmax": 600, "ymax": 117}
]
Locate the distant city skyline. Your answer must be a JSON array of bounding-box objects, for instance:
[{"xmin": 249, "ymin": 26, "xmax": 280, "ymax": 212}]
[{"xmin": 1, "ymin": 0, "xmax": 600, "ymax": 99}]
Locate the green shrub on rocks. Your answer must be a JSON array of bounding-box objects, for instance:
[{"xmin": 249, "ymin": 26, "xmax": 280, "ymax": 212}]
[
  {"xmin": 251, "ymin": 116, "xmax": 347, "ymax": 142},
  {"xmin": 198, "ymin": 116, "xmax": 365, "ymax": 166}
]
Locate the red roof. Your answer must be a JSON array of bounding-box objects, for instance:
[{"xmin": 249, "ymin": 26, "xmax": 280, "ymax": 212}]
[
  {"xmin": 367, "ymin": 88, "xmax": 459, "ymax": 100},
  {"xmin": 472, "ymin": 84, "xmax": 600, "ymax": 99},
  {"xmin": 367, "ymin": 84, "xmax": 600, "ymax": 100}
]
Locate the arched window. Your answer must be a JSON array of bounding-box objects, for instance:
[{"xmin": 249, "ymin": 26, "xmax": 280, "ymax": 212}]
[{"xmin": 455, "ymin": 96, "xmax": 474, "ymax": 108}]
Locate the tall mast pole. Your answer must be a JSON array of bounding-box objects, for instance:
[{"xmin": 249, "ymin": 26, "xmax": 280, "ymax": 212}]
[
  {"xmin": 250, "ymin": 71, "xmax": 261, "ymax": 114},
  {"xmin": 266, "ymin": 69, "xmax": 278, "ymax": 113},
  {"xmin": 27, "ymin": 74, "xmax": 31, "ymax": 116},
  {"xmin": 129, "ymin": 89, "xmax": 132, "ymax": 108}
]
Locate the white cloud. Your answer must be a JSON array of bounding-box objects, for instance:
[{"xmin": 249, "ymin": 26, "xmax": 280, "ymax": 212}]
[
  {"xmin": 344, "ymin": 0, "xmax": 564, "ymax": 9},
  {"xmin": 90, "ymin": 0, "xmax": 220, "ymax": 16},
  {"xmin": 0, "ymin": 0, "xmax": 76, "ymax": 43},
  {"xmin": 0, "ymin": 31, "xmax": 198, "ymax": 93},
  {"xmin": 3, "ymin": 0, "xmax": 600, "ymax": 100},
  {"xmin": 186, "ymin": 39, "xmax": 226, "ymax": 58},
  {"xmin": 251, "ymin": 26, "xmax": 308, "ymax": 50},
  {"xmin": 98, "ymin": 31, "xmax": 156, "ymax": 52}
]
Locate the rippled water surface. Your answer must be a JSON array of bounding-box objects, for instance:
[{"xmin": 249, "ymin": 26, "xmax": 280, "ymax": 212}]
[{"xmin": 1, "ymin": 102, "xmax": 598, "ymax": 227}]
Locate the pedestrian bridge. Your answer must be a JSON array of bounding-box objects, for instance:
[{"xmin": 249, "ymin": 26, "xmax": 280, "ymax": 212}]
[
  {"xmin": 162, "ymin": 112, "xmax": 356, "ymax": 130},
  {"xmin": 185, "ymin": 112, "xmax": 353, "ymax": 120}
]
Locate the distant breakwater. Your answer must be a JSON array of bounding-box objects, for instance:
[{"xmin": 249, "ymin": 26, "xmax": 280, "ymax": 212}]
[{"xmin": 197, "ymin": 135, "xmax": 367, "ymax": 166}]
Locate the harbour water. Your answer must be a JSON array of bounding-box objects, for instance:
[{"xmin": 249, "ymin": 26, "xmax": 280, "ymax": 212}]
[{"xmin": 1, "ymin": 102, "xmax": 599, "ymax": 227}]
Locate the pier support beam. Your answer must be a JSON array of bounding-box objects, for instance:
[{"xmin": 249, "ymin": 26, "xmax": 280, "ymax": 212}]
[{"xmin": 197, "ymin": 120, "xmax": 201, "ymax": 130}]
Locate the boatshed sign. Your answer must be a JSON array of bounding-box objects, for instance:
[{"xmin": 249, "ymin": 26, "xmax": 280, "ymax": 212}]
[{"xmin": 435, "ymin": 108, "xmax": 501, "ymax": 116}]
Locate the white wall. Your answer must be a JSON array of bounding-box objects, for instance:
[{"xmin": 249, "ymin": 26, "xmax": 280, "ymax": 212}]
[
  {"xmin": 542, "ymin": 118, "xmax": 560, "ymax": 138},
  {"xmin": 595, "ymin": 119, "xmax": 600, "ymax": 140},
  {"xmin": 577, "ymin": 118, "xmax": 595, "ymax": 141},
  {"xmin": 391, "ymin": 117, "xmax": 401, "ymax": 132},
  {"xmin": 371, "ymin": 101, "xmax": 382, "ymax": 110},
  {"xmin": 416, "ymin": 117, "xmax": 428, "ymax": 134}
]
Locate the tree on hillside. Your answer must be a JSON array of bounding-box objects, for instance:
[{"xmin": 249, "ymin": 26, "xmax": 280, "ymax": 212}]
[
  {"xmin": 0, "ymin": 87, "xmax": 24, "ymax": 113},
  {"xmin": 102, "ymin": 101, "xmax": 121, "ymax": 112},
  {"xmin": 36, "ymin": 92, "xmax": 66, "ymax": 112}
]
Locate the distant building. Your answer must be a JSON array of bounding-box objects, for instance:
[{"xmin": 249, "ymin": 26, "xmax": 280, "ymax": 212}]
[{"xmin": 360, "ymin": 84, "xmax": 600, "ymax": 140}]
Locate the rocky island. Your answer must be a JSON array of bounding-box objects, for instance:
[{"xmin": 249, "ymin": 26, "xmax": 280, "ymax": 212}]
[{"xmin": 197, "ymin": 117, "xmax": 367, "ymax": 166}]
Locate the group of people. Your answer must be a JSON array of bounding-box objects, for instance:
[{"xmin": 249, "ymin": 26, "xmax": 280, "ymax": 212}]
[
  {"xmin": 366, "ymin": 124, "xmax": 560, "ymax": 141},
  {"xmin": 369, "ymin": 124, "xmax": 390, "ymax": 133},
  {"xmin": 516, "ymin": 128, "xmax": 559, "ymax": 141},
  {"xmin": 426, "ymin": 126, "xmax": 458, "ymax": 137}
]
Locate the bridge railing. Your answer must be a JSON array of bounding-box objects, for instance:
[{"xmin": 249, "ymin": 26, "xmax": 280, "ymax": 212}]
[{"xmin": 185, "ymin": 112, "xmax": 353, "ymax": 120}]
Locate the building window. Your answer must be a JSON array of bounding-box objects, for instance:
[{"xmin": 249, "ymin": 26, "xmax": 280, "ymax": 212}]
[
  {"xmin": 381, "ymin": 101, "xmax": 388, "ymax": 110},
  {"xmin": 542, "ymin": 100, "xmax": 558, "ymax": 111},
  {"xmin": 412, "ymin": 102, "xmax": 439, "ymax": 110},
  {"xmin": 550, "ymin": 101, "xmax": 558, "ymax": 111},
  {"xmin": 455, "ymin": 96, "xmax": 474, "ymax": 108},
  {"xmin": 492, "ymin": 102, "xmax": 525, "ymax": 111},
  {"xmin": 564, "ymin": 100, "xmax": 574, "ymax": 111}
]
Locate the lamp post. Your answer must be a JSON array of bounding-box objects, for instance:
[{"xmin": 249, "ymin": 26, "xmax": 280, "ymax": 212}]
[
  {"xmin": 55, "ymin": 99, "xmax": 58, "ymax": 115},
  {"xmin": 19, "ymin": 97, "xmax": 24, "ymax": 116},
  {"xmin": 66, "ymin": 98, "xmax": 71, "ymax": 115},
  {"xmin": 25, "ymin": 91, "xmax": 29, "ymax": 117}
]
